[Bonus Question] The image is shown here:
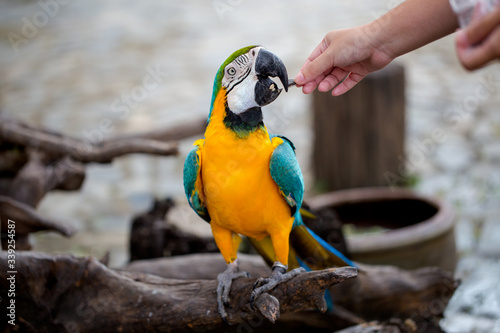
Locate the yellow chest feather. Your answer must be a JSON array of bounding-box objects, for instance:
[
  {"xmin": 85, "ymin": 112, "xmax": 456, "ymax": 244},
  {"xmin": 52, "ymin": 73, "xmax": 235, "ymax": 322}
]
[{"xmin": 200, "ymin": 92, "xmax": 293, "ymax": 239}]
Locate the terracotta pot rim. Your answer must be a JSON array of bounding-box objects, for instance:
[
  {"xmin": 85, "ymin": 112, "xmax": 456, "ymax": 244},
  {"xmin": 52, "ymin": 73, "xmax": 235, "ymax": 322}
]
[{"xmin": 307, "ymin": 187, "xmax": 455, "ymax": 254}]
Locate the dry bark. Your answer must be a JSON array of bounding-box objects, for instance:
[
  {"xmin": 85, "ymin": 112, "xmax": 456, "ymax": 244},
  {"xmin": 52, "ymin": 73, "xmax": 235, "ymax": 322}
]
[
  {"xmin": 0, "ymin": 116, "xmax": 189, "ymax": 250},
  {"xmin": 0, "ymin": 118, "xmax": 179, "ymax": 164},
  {"xmin": 0, "ymin": 195, "xmax": 76, "ymax": 250},
  {"xmin": 105, "ymin": 117, "xmax": 206, "ymax": 143},
  {"xmin": 129, "ymin": 198, "xmax": 218, "ymax": 261},
  {"xmin": 0, "ymin": 251, "xmax": 357, "ymax": 333},
  {"xmin": 123, "ymin": 253, "xmax": 458, "ymax": 331}
]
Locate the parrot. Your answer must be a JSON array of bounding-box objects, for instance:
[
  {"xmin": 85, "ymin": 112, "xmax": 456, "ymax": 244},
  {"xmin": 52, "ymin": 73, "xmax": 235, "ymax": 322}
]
[{"xmin": 183, "ymin": 45, "xmax": 355, "ymax": 322}]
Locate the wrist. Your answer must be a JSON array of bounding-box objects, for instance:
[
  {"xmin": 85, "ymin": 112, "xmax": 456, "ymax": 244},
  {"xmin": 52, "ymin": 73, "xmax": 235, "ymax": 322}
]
[
  {"xmin": 355, "ymin": 22, "xmax": 396, "ymax": 70},
  {"xmin": 367, "ymin": 18, "xmax": 399, "ymax": 58}
]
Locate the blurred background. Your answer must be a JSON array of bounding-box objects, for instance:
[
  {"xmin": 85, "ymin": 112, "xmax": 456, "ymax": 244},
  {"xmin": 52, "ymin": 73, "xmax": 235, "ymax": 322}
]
[{"xmin": 1, "ymin": 0, "xmax": 499, "ymax": 331}]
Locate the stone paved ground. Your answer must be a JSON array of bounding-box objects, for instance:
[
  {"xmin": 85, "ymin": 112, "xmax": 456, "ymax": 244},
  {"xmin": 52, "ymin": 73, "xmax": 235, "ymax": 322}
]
[{"xmin": 1, "ymin": 1, "xmax": 499, "ymax": 331}]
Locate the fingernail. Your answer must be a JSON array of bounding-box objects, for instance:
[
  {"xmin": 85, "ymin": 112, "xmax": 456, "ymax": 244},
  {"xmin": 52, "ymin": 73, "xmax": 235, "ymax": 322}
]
[{"xmin": 294, "ymin": 72, "xmax": 305, "ymax": 85}]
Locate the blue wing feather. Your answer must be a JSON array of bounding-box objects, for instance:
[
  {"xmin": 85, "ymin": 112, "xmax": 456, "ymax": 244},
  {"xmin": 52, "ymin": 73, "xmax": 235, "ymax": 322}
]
[
  {"xmin": 269, "ymin": 134, "xmax": 304, "ymax": 219},
  {"xmin": 183, "ymin": 144, "xmax": 210, "ymax": 223}
]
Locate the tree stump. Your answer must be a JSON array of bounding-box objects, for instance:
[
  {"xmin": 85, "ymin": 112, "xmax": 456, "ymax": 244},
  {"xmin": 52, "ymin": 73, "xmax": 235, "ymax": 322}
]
[{"xmin": 312, "ymin": 63, "xmax": 405, "ymax": 191}]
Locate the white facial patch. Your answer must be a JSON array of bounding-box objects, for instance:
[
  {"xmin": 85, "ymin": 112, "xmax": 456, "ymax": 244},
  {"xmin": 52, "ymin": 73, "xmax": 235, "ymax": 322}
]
[
  {"xmin": 226, "ymin": 75, "xmax": 259, "ymax": 114},
  {"xmin": 222, "ymin": 47, "xmax": 263, "ymax": 114}
]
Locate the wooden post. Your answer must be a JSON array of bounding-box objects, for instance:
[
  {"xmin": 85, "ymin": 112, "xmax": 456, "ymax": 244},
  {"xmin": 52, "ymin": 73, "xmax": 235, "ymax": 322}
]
[{"xmin": 312, "ymin": 62, "xmax": 405, "ymax": 191}]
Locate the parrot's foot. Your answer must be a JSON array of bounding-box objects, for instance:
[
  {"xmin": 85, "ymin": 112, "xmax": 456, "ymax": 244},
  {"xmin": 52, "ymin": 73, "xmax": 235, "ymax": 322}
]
[
  {"xmin": 217, "ymin": 260, "xmax": 250, "ymax": 324},
  {"xmin": 250, "ymin": 262, "xmax": 306, "ymax": 308}
]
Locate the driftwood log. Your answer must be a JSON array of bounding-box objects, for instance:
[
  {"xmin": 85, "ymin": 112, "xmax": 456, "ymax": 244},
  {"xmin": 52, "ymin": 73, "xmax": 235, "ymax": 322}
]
[
  {"xmin": 0, "ymin": 251, "xmax": 357, "ymax": 333},
  {"xmin": 0, "ymin": 195, "xmax": 75, "ymax": 250},
  {"xmin": 0, "ymin": 118, "xmax": 179, "ymax": 164},
  {"xmin": 105, "ymin": 117, "xmax": 207, "ymax": 144},
  {"xmin": 124, "ymin": 253, "xmax": 458, "ymax": 332},
  {"xmin": 129, "ymin": 198, "xmax": 218, "ymax": 261},
  {"xmin": 0, "ymin": 116, "xmax": 206, "ymax": 250}
]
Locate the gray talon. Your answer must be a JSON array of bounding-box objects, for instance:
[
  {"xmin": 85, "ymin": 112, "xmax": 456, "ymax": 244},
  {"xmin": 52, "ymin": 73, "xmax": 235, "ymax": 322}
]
[
  {"xmin": 216, "ymin": 260, "xmax": 249, "ymax": 324},
  {"xmin": 250, "ymin": 266, "xmax": 305, "ymax": 310}
]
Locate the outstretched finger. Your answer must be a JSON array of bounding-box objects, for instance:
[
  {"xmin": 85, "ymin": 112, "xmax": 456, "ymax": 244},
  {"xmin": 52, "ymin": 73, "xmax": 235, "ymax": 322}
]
[
  {"xmin": 317, "ymin": 68, "xmax": 351, "ymax": 92},
  {"xmin": 331, "ymin": 72, "xmax": 366, "ymax": 96},
  {"xmin": 301, "ymin": 74, "xmax": 326, "ymax": 94}
]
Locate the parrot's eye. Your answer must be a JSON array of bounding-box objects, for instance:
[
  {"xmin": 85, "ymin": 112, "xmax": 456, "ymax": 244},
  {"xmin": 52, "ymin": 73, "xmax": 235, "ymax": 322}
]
[{"xmin": 227, "ymin": 67, "xmax": 236, "ymax": 76}]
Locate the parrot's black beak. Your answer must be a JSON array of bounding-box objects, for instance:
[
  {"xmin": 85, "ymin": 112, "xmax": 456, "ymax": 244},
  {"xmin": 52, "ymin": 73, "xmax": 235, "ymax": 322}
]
[{"xmin": 254, "ymin": 49, "xmax": 289, "ymax": 107}]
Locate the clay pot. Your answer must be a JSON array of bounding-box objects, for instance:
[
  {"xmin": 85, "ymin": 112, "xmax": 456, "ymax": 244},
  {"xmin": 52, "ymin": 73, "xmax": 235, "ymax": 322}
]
[{"xmin": 307, "ymin": 187, "xmax": 456, "ymax": 272}]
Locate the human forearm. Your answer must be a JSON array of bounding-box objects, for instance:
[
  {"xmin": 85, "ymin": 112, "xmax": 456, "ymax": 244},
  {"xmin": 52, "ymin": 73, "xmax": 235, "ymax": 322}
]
[{"xmin": 370, "ymin": 0, "xmax": 459, "ymax": 59}]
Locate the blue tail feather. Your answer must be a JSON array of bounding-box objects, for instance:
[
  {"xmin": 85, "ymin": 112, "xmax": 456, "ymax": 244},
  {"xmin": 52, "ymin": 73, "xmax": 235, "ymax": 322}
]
[
  {"xmin": 293, "ymin": 236, "xmax": 341, "ymax": 312},
  {"xmin": 305, "ymin": 225, "xmax": 357, "ymax": 268}
]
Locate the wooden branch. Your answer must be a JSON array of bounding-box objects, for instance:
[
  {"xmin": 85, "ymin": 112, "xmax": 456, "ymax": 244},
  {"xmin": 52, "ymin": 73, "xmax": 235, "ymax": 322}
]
[
  {"xmin": 78, "ymin": 138, "xmax": 179, "ymax": 163},
  {"xmin": 0, "ymin": 196, "xmax": 75, "ymax": 237},
  {"xmin": 330, "ymin": 263, "xmax": 458, "ymax": 322},
  {"xmin": 0, "ymin": 195, "xmax": 75, "ymax": 250},
  {"xmin": 0, "ymin": 252, "xmax": 357, "ymax": 333},
  {"xmin": 6, "ymin": 149, "xmax": 85, "ymax": 207},
  {"xmin": 0, "ymin": 118, "xmax": 179, "ymax": 164},
  {"xmin": 0, "ymin": 117, "xmax": 187, "ymax": 250},
  {"xmin": 105, "ymin": 117, "xmax": 207, "ymax": 143},
  {"xmin": 123, "ymin": 253, "xmax": 458, "ymax": 327},
  {"xmin": 0, "ymin": 142, "xmax": 27, "ymax": 174}
]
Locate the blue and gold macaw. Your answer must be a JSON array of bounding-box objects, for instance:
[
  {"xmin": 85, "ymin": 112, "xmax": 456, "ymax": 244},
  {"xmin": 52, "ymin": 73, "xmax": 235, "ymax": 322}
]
[{"xmin": 183, "ymin": 45, "xmax": 354, "ymax": 321}]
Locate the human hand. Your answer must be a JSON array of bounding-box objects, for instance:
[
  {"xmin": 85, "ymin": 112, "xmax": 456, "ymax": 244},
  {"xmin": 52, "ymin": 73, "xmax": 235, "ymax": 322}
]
[
  {"xmin": 294, "ymin": 26, "xmax": 394, "ymax": 96},
  {"xmin": 456, "ymin": 4, "xmax": 500, "ymax": 70}
]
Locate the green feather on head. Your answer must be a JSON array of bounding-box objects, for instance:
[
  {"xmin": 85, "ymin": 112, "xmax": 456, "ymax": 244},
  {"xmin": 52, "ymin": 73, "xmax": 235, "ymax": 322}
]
[{"xmin": 208, "ymin": 45, "xmax": 259, "ymax": 120}]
